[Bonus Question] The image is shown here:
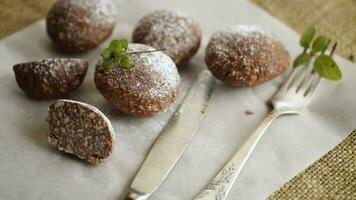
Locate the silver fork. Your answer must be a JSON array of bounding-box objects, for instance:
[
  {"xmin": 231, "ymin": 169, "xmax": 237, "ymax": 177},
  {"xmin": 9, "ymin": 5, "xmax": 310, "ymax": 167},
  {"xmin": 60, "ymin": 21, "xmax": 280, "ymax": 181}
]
[{"xmin": 194, "ymin": 62, "xmax": 322, "ymax": 200}]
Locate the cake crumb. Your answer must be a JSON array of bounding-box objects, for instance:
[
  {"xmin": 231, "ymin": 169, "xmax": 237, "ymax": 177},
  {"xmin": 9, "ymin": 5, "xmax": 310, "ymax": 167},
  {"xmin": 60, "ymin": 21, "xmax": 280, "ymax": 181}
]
[
  {"xmin": 245, "ymin": 110, "xmax": 254, "ymax": 116},
  {"xmin": 201, "ymin": 102, "xmax": 209, "ymax": 114}
]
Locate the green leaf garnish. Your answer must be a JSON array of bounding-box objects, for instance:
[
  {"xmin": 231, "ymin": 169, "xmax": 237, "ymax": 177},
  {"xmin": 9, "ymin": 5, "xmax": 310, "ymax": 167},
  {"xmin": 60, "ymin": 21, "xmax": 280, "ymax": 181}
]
[
  {"xmin": 293, "ymin": 53, "xmax": 310, "ymax": 68},
  {"xmin": 293, "ymin": 26, "xmax": 342, "ymax": 81},
  {"xmin": 120, "ymin": 39, "xmax": 129, "ymax": 50},
  {"xmin": 109, "ymin": 40, "xmax": 124, "ymax": 53},
  {"xmin": 121, "ymin": 55, "xmax": 133, "ymax": 69},
  {"xmin": 101, "ymin": 48, "xmax": 113, "ymax": 60},
  {"xmin": 102, "ymin": 60, "xmax": 115, "ymax": 70},
  {"xmin": 314, "ymin": 55, "xmax": 342, "ymax": 80},
  {"xmin": 300, "ymin": 26, "xmax": 316, "ymax": 48},
  {"xmin": 100, "ymin": 38, "xmax": 166, "ymax": 70},
  {"xmin": 312, "ymin": 35, "xmax": 329, "ymax": 52}
]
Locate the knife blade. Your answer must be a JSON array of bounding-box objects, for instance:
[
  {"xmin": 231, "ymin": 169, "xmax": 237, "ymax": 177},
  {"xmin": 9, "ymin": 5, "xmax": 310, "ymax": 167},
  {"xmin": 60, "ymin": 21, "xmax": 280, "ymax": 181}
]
[{"xmin": 123, "ymin": 70, "xmax": 215, "ymax": 200}]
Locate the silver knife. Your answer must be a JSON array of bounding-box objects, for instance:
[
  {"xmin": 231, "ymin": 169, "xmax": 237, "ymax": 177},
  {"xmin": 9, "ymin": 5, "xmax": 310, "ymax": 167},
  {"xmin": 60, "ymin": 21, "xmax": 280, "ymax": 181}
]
[{"xmin": 123, "ymin": 70, "xmax": 215, "ymax": 200}]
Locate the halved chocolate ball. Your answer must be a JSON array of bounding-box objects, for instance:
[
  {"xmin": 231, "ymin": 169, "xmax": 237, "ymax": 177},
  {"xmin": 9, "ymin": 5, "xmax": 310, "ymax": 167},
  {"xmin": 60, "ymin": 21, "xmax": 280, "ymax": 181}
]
[
  {"xmin": 48, "ymin": 99, "xmax": 115, "ymax": 164},
  {"xmin": 13, "ymin": 58, "xmax": 88, "ymax": 99}
]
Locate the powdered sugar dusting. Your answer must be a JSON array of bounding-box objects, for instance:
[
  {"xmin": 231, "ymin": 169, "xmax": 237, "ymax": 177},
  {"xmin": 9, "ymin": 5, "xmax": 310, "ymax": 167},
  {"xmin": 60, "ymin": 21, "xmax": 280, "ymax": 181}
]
[
  {"xmin": 95, "ymin": 43, "xmax": 180, "ymax": 116},
  {"xmin": 47, "ymin": 0, "xmax": 117, "ymax": 52},
  {"xmin": 205, "ymin": 25, "xmax": 289, "ymax": 86},
  {"xmin": 15, "ymin": 58, "xmax": 87, "ymax": 77},
  {"xmin": 132, "ymin": 10, "xmax": 201, "ymax": 65},
  {"xmin": 59, "ymin": 0, "xmax": 117, "ymax": 27},
  {"xmin": 130, "ymin": 45, "xmax": 179, "ymax": 98},
  {"xmin": 96, "ymin": 43, "xmax": 180, "ymax": 98},
  {"xmin": 226, "ymin": 25, "xmax": 270, "ymax": 37}
]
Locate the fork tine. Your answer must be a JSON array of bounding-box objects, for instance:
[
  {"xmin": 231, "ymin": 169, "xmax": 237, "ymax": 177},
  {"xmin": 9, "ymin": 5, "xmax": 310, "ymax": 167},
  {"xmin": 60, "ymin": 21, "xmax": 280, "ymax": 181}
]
[
  {"xmin": 280, "ymin": 68, "xmax": 298, "ymax": 91},
  {"xmin": 299, "ymin": 73, "xmax": 315, "ymax": 94},
  {"xmin": 293, "ymin": 64, "xmax": 313, "ymax": 91},
  {"xmin": 305, "ymin": 75, "xmax": 322, "ymax": 97}
]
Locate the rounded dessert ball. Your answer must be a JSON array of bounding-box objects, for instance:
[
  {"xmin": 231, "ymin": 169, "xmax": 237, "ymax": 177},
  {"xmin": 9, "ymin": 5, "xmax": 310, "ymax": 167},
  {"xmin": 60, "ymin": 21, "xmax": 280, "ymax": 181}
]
[
  {"xmin": 46, "ymin": 0, "xmax": 117, "ymax": 53},
  {"xmin": 13, "ymin": 58, "xmax": 88, "ymax": 99},
  {"xmin": 94, "ymin": 43, "xmax": 180, "ymax": 117},
  {"xmin": 205, "ymin": 25, "xmax": 290, "ymax": 86},
  {"xmin": 48, "ymin": 99, "xmax": 115, "ymax": 164},
  {"xmin": 132, "ymin": 10, "xmax": 202, "ymax": 66}
]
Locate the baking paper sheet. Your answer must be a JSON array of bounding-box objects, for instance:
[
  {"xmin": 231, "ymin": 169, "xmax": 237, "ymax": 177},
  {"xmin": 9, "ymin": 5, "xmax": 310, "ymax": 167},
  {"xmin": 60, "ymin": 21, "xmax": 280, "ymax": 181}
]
[{"xmin": 0, "ymin": 0, "xmax": 354, "ymax": 199}]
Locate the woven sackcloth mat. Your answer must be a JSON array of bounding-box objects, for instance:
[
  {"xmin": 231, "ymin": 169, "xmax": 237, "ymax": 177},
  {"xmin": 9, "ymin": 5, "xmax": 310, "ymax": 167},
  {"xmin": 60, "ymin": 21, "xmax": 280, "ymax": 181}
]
[
  {"xmin": 268, "ymin": 130, "xmax": 356, "ymax": 200},
  {"xmin": 252, "ymin": 0, "xmax": 356, "ymax": 63},
  {"xmin": 0, "ymin": 0, "xmax": 54, "ymax": 39}
]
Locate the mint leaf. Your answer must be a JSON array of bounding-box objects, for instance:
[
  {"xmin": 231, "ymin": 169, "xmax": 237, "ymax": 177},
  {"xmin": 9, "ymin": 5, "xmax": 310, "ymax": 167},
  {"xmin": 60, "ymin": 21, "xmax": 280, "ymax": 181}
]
[
  {"xmin": 300, "ymin": 26, "xmax": 316, "ymax": 48},
  {"xmin": 314, "ymin": 55, "xmax": 342, "ymax": 80},
  {"xmin": 102, "ymin": 60, "xmax": 115, "ymax": 70},
  {"xmin": 109, "ymin": 40, "xmax": 124, "ymax": 53},
  {"xmin": 119, "ymin": 39, "xmax": 129, "ymax": 50},
  {"xmin": 101, "ymin": 48, "xmax": 113, "ymax": 60},
  {"xmin": 293, "ymin": 53, "xmax": 310, "ymax": 68},
  {"xmin": 121, "ymin": 55, "xmax": 133, "ymax": 69},
  {"xmin": 312, "ymin": 36, "xmax": 329, "ymax": 52},
  {"xmin": 101, "ymin": 39, "xmax": 164, "ymax": 70}
]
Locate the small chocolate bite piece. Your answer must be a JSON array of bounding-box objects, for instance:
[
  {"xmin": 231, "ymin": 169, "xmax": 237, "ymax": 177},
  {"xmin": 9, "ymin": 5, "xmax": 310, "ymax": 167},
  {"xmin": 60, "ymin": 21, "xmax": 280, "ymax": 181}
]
[
  {"xmin": 205, "ymin": 25, "xmax": 290, "ymax": 86},
  {"xmin": 46, "ymin": 0, "xmax": 117, "ymax": 53},
  {"xmin": 13, "ymin": 58, "xmax": 88, "ymax": 99},
  {"xmin": 48, "ymin": 99, "xmax": 115, "ymax": 164},
  {"xmin": 132, "ymin": 10, "xmax": 202, "ymax": 66},
  {"xmin": 95, "ymin": 43, "xmax": 180, "ymax": 117}
]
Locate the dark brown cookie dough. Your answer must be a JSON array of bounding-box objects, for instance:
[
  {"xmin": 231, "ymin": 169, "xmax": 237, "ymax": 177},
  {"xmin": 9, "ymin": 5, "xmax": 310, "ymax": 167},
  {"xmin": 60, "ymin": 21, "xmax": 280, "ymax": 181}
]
[
  {"xmin": 132, "ymin": 10, "xmax": 202, "ymax": 66},
  {"xmin": 46, "ymin": 0, "xmax": 117, "ymax": 53},
  {"xmin": 205, "ymin": 25, "xmax": 290, "ymax": 86},
  {"xmin": 94, "ymin": 43, "xmax": 180, "ymax": 117},
  {"xmin": 13, "ymin": 58, "xmax": 88, "ymax": 99},
  {"xmin": 48, "ymin": 99, "xmax": 115, "ymax": 164}
]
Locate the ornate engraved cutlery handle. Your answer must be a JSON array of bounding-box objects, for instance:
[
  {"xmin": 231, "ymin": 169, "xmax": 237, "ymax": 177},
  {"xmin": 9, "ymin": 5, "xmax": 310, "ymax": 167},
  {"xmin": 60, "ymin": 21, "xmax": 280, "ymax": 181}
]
[{"xmin": 194, "ymin": 110, "xmax": 281, "ymax": 200}]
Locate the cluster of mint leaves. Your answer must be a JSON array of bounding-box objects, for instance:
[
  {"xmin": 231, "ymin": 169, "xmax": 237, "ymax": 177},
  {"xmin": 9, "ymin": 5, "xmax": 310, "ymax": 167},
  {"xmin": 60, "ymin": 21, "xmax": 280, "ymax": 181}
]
[
  {"xmin": 293, "ymin": 26, "xmax": 342, "ymax": 80},
  {"xmin": 101, "ymin": 39, "xmax": 165, "ymax": 70},
  {"xmin": 101, "ymin": 39, "xmax": 132, "ymax": 70}
]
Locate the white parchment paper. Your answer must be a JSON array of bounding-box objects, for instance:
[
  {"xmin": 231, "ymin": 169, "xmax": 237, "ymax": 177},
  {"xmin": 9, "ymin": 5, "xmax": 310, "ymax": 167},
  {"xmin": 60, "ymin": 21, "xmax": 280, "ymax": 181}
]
[{"xmin": 0, "ymin": 0, "xmax": 355, "ymax": 199}]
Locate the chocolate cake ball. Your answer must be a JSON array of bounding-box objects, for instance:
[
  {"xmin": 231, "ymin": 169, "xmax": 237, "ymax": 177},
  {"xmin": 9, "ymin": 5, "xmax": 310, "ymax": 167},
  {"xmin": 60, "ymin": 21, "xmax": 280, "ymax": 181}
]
[
  {"xmin": 132, "ymin": 10, "xmax": 202, "ymax": 66},
  {"xmin": 48, "ymin": 99, "xmax": 115, "ymax": 164},
  {"xmin": 205, "ymin": 25, "xmax": 290, "ymax": 86},
  {"xmin": 94, "ymin": 43, "xmax": 180, "ymax": 117},
  {"xmin": 13, "ymin": 58, "xmax": 88, "ymax": 99},
  {"xmin": 46, "ymin": 0, "xmax": 117, "ymax": 53}
]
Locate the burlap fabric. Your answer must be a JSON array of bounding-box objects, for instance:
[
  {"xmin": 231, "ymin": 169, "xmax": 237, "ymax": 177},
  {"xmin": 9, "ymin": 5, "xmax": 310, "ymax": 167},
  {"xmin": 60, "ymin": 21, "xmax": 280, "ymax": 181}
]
[
  {"xmin": 252, "ymin": 0, "xmax": 356, "ymax": 62},
  {"xmin": 268, "ymin": 130, "xmax": 356, "ymax": 200},
  {"xmin": 0, "ymin": 0, "xmax": 54, "ymax": 39}
]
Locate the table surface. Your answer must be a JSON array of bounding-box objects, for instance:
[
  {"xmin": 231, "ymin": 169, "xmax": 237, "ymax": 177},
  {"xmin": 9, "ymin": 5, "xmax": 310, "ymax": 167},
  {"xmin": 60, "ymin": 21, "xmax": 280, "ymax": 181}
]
[{"xmin": 0, "ymin": 0, "xmax": 355, "ymax": 200}]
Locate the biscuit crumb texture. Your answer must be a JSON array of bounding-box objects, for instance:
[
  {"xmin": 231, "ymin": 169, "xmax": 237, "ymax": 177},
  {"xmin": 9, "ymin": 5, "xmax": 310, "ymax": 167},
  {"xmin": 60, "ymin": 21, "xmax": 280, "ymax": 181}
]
[{"xmin": 48, "ymin": 99, "xmax": 115, "ymax": 164}]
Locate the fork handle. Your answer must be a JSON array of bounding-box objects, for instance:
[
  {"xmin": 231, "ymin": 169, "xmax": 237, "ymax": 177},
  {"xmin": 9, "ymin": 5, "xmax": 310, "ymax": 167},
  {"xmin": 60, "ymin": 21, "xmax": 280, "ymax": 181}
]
[{"xmin": 194, "ymin": 110, "xmax": 281, "ymax": 200}]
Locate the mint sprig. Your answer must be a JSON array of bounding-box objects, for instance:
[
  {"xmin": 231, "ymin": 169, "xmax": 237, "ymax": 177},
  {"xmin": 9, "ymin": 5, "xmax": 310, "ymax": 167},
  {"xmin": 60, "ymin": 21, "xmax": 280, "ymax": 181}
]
[
  {"xmin": 100, "ymin": 39, "xmax": 165, "ymax": 70},
  {"xmin": 300, "ymin": 26, "xmax": 316, "ymax": 48},
  {"xmin": 294, "ymin": 26, "xmax": 342, "ymax": 80}
]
